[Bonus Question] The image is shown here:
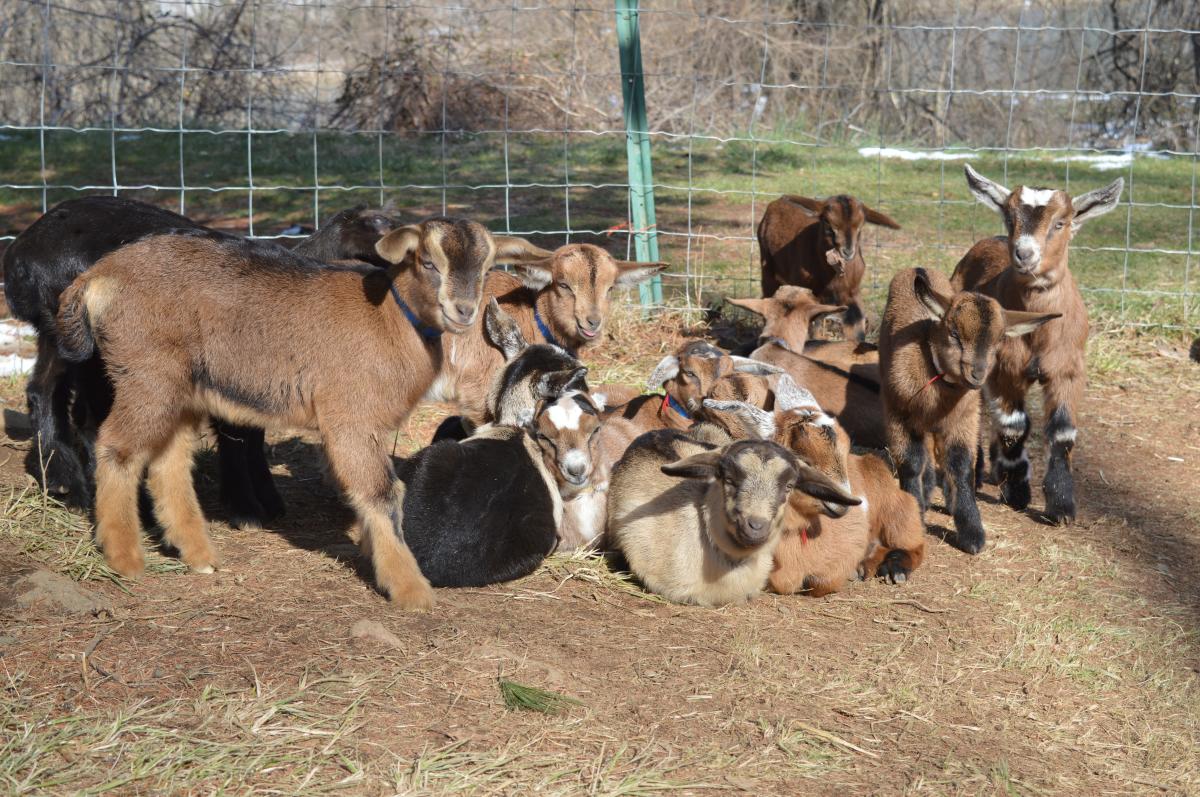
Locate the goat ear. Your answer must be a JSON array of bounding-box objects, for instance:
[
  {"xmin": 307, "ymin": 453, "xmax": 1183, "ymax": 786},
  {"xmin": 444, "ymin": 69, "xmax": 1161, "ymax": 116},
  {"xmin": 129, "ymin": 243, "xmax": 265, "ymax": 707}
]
[
  {"xmin": 484, "ymin": 298, "xmax": 527, "ymax": 361},
  {"xmin": 613, "ymin": 260, "xmax": 669, "ymax": 288},
  {"xmin": 660, "ymin": 449, "xmax": 722, "ymax": 480},
  {"xmin": 913, "ymin": 269, "xmax": 953, "ymax": 322},
  {"xmin": 807, "ymin": 302, "xmax": 847, "ymax": 322},
  {"xmin": 780, "ymin": 195, "xmax": 825, "ymax": 215},
  {"xmin": 701, "ymin": 399, "xmax": 776, "ymax": 439},
  {"xmin": 646, "ymin": 355, "xmax": 680, "ymax": 390},
  {"xmin": 729, "ymin": 356, "xmax": 783, "ymax": 377},
  {"xmin": 773, "ymin": 374, "xmax": 822, "ymax": 413},
  {"xmin": 494, "ymin": 236, "xmax": 556, "ymax": 264},
  {"xmin": 725, "ymin": 297, "xmax": 767, "ymax": 318},
  {"xmin": 512, "ymin": 260, "xmax": 555, "ymax": 290},
  {"xmin": 538, "ymin": 366, "xmax": 589, "ymax": 399},
  {"xmin": 964, "ymin": 164, "xmax": 1010, "ymax": 213},
  {"xmin": 862, "ymin": 205, "xmax": 902, "ymax": 229},
  {"xmin": 1071, "ymin": 178, "xmax": 1123, "ymax": 230},
  {"xmin": 375, "ymin": 225, "xmax": 421, "ymax": 265},
  {"xmin": 1003, "ymin": 310, "xmax": 1062, "ymax": 338},
  {"xmin": 791, "ymin": 462, "xmax": 862, "ymax": 512}
]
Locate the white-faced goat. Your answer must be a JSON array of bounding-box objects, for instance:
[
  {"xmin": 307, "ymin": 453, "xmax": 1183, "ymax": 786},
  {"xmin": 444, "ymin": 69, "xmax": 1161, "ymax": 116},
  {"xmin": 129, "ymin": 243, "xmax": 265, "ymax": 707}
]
[
  {"xmin": 878, "ymin": 267, "xmax": 1059, "ymax": 554},
  {"xmin": 607, "ymin": 431, "xmax": 859, "ymax": 607},
  {"xmin": 954, "ymin": 165, "xmax": 1122, "ymax": 524},
  {"xmin": 756, "ymin": 194, "xmax": 902, "ymax": 340},
  {"xmin": 55, "ymin": 218, "xmax": 547, "ymax": 609}
]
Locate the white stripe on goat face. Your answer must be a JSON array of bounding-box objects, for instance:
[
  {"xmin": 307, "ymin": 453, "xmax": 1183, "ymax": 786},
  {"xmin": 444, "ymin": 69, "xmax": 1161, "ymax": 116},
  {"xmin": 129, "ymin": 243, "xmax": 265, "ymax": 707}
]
[
  {"xmin": 1019, "ymin": 187, "xmax": 1056, "ymax": 208},
  {"xmin": 547, "ymin": 397, "xmax": 584, "ymax": 430}
]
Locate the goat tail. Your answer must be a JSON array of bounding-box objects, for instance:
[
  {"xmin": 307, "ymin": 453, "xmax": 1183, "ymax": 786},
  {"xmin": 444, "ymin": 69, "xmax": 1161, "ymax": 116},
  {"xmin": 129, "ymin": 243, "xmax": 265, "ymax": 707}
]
[{"xmin": 56, "ymin": 276, "xmax": 98, "ymax": 362}]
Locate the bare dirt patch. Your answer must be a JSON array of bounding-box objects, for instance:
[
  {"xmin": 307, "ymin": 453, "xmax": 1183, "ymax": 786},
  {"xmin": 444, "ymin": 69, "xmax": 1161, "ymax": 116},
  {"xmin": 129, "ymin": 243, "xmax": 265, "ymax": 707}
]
[{"xmin": 1, "ymin": 318, "xmax": 1198, "ymax": 795}]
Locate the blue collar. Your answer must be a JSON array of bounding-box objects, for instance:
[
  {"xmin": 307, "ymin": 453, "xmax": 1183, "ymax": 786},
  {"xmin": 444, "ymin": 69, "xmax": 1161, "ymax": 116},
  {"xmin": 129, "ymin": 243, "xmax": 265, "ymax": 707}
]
[
  {"xmin": 534, "ymin": 307, "xmax": 575, "ymax": 356},
  {"xmin": 389, "ymin": 283, "xmax": 442, "ymax": 341},
  {"xmin": 662, "ymin": 393, "xmax": 691, "ymax": 420}
]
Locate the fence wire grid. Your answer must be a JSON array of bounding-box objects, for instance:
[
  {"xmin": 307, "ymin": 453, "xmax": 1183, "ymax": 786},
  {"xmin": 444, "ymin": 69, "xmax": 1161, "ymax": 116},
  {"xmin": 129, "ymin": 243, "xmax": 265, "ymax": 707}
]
[{"xmin": 1, "ymin": 0, "xmax": 1198, "ymax": 330}]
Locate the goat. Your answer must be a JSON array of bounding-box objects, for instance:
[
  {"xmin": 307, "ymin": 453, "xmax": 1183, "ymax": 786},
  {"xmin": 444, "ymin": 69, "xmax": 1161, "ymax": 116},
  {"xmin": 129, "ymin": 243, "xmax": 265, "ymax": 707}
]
[
  {"xmin": 953, "ymin": 165, "xmax": 1123, "ymax": 524},
  {"xmin": 604, "ymin": 340, "xmax": 783, "ymax": 435},
  {"xmin": 2, "ymin": 196, "xmax": 397, "ymax": 525},
  {"xmin": 55, "ymin": 218, "xmax": 547, "ymax": 609},
  {"xmin": 607, "ymin": 431, "xmax": 858, "ymax": 607},
  {"xmin": 756, "ymin": 194, "xmax": 901, "ymax": 340},
  {"xmin": 396, "ymin": 312, "xmax": 592, "ymax": 586},
  {"xmin": 726, "ymin": 285, "xmax": 846, "ymax": 352},
  {"xmin": 701, "ymin": 390, "xmax": 926, "ymax": 595},
  {"xmin": 427, "ymin": 243, "xmax": 665, "ymax": 424},
  {"xmin": 879, "ymin": 267, "xmax": 1059, "ymax": 554}
]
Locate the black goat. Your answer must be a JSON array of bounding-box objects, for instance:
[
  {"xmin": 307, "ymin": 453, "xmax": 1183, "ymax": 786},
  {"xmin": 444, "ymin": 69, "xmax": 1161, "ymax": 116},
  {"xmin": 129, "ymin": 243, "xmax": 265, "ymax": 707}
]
[{"xmin": 2, "ymin": 196, "xmax": 396, "ymax": 526}]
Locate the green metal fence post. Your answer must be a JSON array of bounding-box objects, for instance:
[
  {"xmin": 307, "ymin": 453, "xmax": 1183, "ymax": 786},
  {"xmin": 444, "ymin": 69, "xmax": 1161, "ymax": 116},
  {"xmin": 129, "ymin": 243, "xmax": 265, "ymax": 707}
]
[{"xmin": 614, "ymin": 0, "xmax": 662, "ymax": 308}]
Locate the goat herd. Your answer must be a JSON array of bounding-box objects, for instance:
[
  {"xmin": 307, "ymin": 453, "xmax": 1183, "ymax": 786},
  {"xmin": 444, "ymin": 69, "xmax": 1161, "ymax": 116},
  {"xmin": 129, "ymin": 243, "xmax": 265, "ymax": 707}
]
[{"xmin": 1, "ymin": 165, "xmax": 1124, "ymax": 610}]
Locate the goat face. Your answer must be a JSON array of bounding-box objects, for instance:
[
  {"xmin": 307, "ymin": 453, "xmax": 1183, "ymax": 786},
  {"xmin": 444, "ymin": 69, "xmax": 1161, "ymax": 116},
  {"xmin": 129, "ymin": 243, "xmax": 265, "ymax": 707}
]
[
  {"xmin": 964, "ymin": 165, "xmax": 1123, "ymax": 283},
  {"xmin": 376, "ymin": 217, "xmax": 551, "ymax": 334},
  {"xmin": 913, "ymin": 268, "xmax": 1061, "ymax": 390},
  {"xmin": 339, "ymin": 206, "xmax": 397, "ymax": 261},
  {"xmin": 727, "ymin": 286, "xmax": 846, "ymax": 351},
  {"xmin": 531, "ymin": 391, "xmax": 603, "ymax": 497},
  {"xmin": 647, "ymin": 341, "xmax": 780, "ymax": 414},
  {"xmin": 786, "ymin": 195, "xmax": 902, "ymax": 274},
  {"xmin": 774, "ymin": 410, "xmax": 855, "ymax": 520},
  {"xmin": 513, "ymin": 244, "xmax": 667, "ymax": 349}
]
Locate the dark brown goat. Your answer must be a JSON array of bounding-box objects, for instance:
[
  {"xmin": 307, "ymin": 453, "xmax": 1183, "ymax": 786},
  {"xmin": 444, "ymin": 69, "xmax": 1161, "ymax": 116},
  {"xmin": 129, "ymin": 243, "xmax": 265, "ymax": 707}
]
[
  {"xmin": 756, "ymin": 194, "xmax": 901, "ymax": 340},
  {"xmin": 879, "ymin": 267, "xmax": 1058, "ymax": 554},
  {"xmin": 953, "ymin": 165, "xmax": 1122, "ymax": 525},
  {"xmin": 55, "ymin": 219, "xmax": 546, "ymax": 609}
]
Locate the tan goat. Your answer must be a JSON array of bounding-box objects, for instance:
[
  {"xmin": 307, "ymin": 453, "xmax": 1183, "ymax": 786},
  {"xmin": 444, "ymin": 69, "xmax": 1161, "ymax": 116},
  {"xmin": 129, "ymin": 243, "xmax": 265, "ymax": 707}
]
[
  {"xmin": 726, "ymin": 285, "xmax": 846, "ymax": 352},
  {"xmin": 430, "ymin": 243, "xmax": 665, "ymax": 423},
  {"xmin": 879, "ymin": 267, "xmax": 1058, "ymax": 554},
  {"xmin": 607, "ymin": 432, "xmax": 858, "ymax": 607},
  {"xmin": 757, "ymin": 194, "xmax": 901, "ymax": 340},
  {"xmin": 953, "ymin": 165, "xmax": 1122, "ymax": 524},
  {"xmin": 55, "ymin": 219, "xmax": 546, "ymax": 609}
]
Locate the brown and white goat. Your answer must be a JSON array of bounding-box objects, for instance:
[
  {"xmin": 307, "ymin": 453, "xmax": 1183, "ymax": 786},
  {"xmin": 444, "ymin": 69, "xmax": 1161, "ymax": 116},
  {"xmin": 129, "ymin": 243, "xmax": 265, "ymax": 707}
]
[
  {"xmin": 757, "ymin": 194, "xmax": 901, "ymax": 340},
  {"xmin": 608, "ymin": 432, "xmax": 858, "ymax": 607},
  {"xmin": 430, "ymin": 243, "xmax": 665, "ymax": 423},
  {"xmin": 702, "ymin": 388, "xmax": 926, "ymax": 595},
  {"xmin": 879, "ymin": 267, "xmax": 1059, "ymax": 554},
  {"xmin": 727, "ymin": 285, "xmax": 846, "ymax": 352},
  {"xmin": 55, "ymin": 218, "xmax": 547, "ymax": 609},
  {"xmin": 953, "ymin": 165, "xmax": 1123, "ymax": 524}
]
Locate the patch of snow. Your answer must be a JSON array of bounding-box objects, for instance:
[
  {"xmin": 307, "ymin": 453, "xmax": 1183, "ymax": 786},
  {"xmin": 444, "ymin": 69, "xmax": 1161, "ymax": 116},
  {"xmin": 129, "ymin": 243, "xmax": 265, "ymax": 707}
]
[
  {"xmin": 0, "ymin": 353, "xmax": 36, "ymax": 377},
  {"xmin": 858, "ymin": 147, "xmax": 976, "ymax": 162},
  {"xmin": 1054, "ymin": 144, "xmax": 1169, "ymax": 172},
  {"xmin": 0, "ymin": 320, "xmax": 36, "ymax": 348}
]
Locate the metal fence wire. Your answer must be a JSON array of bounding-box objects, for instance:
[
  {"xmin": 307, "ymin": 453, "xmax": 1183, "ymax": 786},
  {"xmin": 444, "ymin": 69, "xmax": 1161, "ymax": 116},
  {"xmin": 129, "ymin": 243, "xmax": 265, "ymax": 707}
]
[{"xmin": 1, "ymin": 0, "xmax": 1198, "ymax": 329}]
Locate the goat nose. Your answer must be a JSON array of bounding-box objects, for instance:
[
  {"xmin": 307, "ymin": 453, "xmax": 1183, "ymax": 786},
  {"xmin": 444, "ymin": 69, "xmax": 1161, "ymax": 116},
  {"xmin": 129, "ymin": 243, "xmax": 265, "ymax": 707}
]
[
  {"xmin": 746, "ymin": 516, "xmax": 766, "ymax": 533},
  {"xmin": 564, "ymin": 461, "xmax": 587, "ymax": 483},
  {"xmin": 585, "ymin": 314, "xmax": 601, "ymax": 330},
  {"xmin": 453, "ymin": 301, "xmax": 476, "ymax": 324},
  {"xmin": 1015, "ymin": 243, "xmax": 1037, "ymax": 263}
]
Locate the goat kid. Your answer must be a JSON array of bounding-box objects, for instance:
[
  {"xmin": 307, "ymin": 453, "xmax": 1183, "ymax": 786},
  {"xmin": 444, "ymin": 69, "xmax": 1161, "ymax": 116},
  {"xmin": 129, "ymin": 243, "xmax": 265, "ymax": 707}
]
[
  {"xmin": 726, "ymin": 285, "xmax": 846, "ymax": 352},
  {"xmin": 608, "ymin": 432, "xmax": 858, "ymax": 607},
  {"xmin": 879, "ymin": 267, "xmax": 1059, "ymax": 554},
  {"xmin": 56, "ymin": 218, "xmax": 546, "ymax": 609},
  {"xmin": 953, "ymin": 165, "xmax": 1122, "ymax": 524},
  {"xmin": 757, "ymin": 194, "xmax": 901, "ymax": 340}
]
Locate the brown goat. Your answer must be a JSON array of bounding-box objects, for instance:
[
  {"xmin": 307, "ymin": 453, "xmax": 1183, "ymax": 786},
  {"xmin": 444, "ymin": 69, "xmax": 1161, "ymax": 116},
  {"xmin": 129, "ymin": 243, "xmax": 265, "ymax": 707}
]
[
  {"xmin": 429, "ymin": 243, "xmax": 664, "ymax": 423},
  {"xmin": 953, "ymin": 165, "xmax": 1123, "ymax": 525},
  {"xmin": 879, "ymin": 267, "xmax": 1059, "ymax": 554},
  {"xmin": 757, "ymin": 194, "xmax": 901, "ymax": 340},
  {"xmin": 726, "ymin": 285, "xmax": 846, "ymax": 352},
  {"xmin": 55, "ymin": 219, "xmax": 547, "ymax": 609}
]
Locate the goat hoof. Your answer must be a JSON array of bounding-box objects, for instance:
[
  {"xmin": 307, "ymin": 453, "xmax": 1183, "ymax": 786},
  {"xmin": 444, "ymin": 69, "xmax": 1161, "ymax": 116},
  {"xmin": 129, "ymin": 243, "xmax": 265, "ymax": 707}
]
[
  {"xmin": 999, "ymin": 478, "xmax": 1031, "ymax": 511},
  {"xmin": 387, "ymin": 577, "xmax": 435, "ymax": 612},
  {"xmin": 877, "ymin": 550, "xmax": 911, "ymax": 584},
  {"xmin": 1044, "ymin": 499, "xmax": 1076, "ymax": 526},
  {"xmin": 106, "ymin": 549, "xmax": 146, "ymax": 579},
  {"xmin": 952, "ymin": 532, "xmax": 985, "ymax": 556}
]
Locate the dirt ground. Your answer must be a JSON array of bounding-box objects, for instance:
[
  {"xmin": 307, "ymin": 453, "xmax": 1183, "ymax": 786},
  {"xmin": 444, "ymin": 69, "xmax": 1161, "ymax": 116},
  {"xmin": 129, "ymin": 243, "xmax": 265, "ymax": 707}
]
[{"xmin": 1, "ymin": 312, "xmax": 1198, "ymax": 796}]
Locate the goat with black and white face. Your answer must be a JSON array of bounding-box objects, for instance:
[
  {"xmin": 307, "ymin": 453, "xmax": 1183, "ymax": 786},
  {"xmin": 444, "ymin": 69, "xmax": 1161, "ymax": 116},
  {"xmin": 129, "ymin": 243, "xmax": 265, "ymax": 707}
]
[
  {"xmin": 953, "ymin": 165, "xmax": 1122, "ymax": 525},
  {"xmin": 607, "ymin": 431, "xmax": 858, "ymax": 607}
]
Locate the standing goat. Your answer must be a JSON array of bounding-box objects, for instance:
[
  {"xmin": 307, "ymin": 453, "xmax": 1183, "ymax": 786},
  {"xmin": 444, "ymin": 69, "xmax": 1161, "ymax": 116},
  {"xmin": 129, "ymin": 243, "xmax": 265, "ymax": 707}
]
[
  {"xmin": 429, "ymin": 243, "xmax": 665, "ymax": 424},
  {"xmin": 757, "ymin": 194, "xmax": 901, "ymax": 340},
  {"xmin": 2, "ymin": 196, "xmax": 396, "ymax": 524},
  {"xmin": 953, "ymin": 165, "xmax": 1122, "ymax": 524},
  {"xmin": 55, "ymin": 218, "xmax": 546, "ymax": 609},
  {"xmin": 608, "ymin": 431, "xmax": 858, "ymax": 607},
  {"xmin": 879, "ymin": 268, "xmax": 1058, "ymax": 554}
]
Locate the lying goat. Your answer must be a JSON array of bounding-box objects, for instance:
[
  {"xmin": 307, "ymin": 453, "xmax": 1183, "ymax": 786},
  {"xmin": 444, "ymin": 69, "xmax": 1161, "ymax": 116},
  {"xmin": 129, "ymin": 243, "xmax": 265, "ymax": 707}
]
[
  {"xmin": 608, "ymin": 431, "xmax": 858, "ymax": 606},
  {"xmin": 757, "ymin": 194, "xmax": 901, "ymax": 340},
  {"xmin": 726, "ymin": 285, "xmax": 846, "ymax": 352},
  {"xmin": 3, "ymin": 196, "xmax": 395, "ymax": 524},
  {"xmin": 879, "ymin": 267, "xmax": 1058, "ymax": 554},
  {"xmin": 57, "ymin": 218, "xmax": 545, "ymax": 609}
]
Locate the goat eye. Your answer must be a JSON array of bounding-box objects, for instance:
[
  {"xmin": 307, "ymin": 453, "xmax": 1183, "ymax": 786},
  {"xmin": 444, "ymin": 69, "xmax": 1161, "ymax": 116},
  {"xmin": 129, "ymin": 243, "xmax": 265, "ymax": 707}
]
[
  {"xmin": 421, "ymin": 259, "xmax": 435, "ymax": 270},
  {"xmin": 1054, "ymin": 220, "xmax": 1065, "ymax": 230},
  {"xmin": 558, "ymin": 281, "xmax": 570, "ymax": 290}
]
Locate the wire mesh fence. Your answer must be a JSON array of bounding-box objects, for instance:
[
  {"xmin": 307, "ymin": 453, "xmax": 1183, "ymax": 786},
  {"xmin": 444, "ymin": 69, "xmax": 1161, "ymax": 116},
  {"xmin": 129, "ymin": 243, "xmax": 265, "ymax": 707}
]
[{"xmin": 1, "ymin": 0, "xmax": 1197, "ymax": 329}]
